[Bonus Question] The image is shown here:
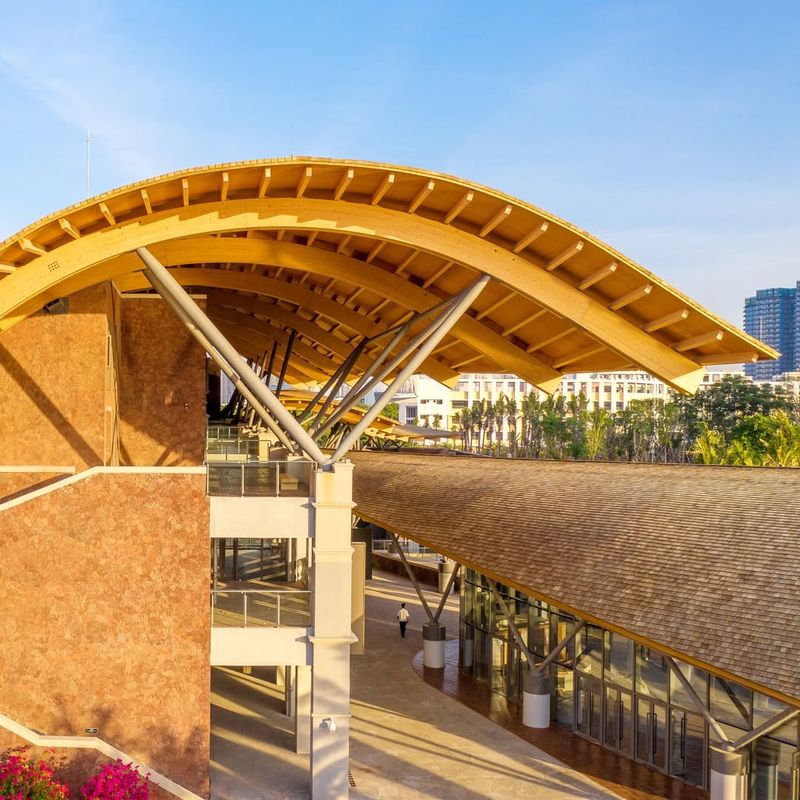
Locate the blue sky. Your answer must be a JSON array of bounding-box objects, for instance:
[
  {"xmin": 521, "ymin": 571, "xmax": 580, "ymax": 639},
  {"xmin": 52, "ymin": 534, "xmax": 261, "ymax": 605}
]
[{"xmin": 1, "ymin": 1, "xmax": 798, "ymax": 325}]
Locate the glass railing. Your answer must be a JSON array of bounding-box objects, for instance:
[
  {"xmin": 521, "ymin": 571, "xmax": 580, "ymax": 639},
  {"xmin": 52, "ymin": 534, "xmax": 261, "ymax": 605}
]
[
  {"xmin": 373, "ymin": 538, "xmax": 440, "ymax": 561},
  {"xmin": 207, "ymin": 425, "xmax": 242, "ymax": 441},
  {"xmin": 210, "ymin": 589, "xmax": 311, "ymax": 627},
  {"xmin": 205, "ymin": 438, "xmax": 260, "ymax": 460},
  {"xmin": 206, "ymin": 460, "xmax": 315, "ymax": 497}
]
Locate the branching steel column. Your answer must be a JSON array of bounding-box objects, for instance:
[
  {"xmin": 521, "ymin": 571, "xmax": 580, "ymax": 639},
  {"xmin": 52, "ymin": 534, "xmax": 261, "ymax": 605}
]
[
  {"xmin": 297, "ymin": 341, "xmax": 365, "ymax": 424},
  {"xmin": 264, "ymin": 341, "xmax": 278, "ymax": 389},
  {"xmin": 313, "ymin": 324, "xmax": 410, "ymax": 437},
  {"xmin": 535, "ymin": 619, "xmax": 585, "ymax": 674},
  {"xmin": 665, "ymin": 656, "xmax": 732, "ymax": 745},
  {"xmin": 489, "ymin": 582, "xmax": 535, "ymax": 665},
  {"xmin": 730, "ymin": 706, "xmax": 800, "ymax": 750},
  {"xmin": 136, "ymin": 247, "xmax": 328, "ymax": 465},
  {"xmin": 388, "ymin": 531, "xmax": 435, "ymax": 623},
  {"xmin": 432, "ymin": 564, "xmax": 460, "ymax": 622},
  {"xmin": 328, "ymin": 275, "xmax": 490, "ymax": 461},
  {"xmin": 142, "ymin": 261, "xmax": 298, "ymax": 454},
  {"xmin": 275, "ymin": 328, "xmax": 296, "ymax": 400}
]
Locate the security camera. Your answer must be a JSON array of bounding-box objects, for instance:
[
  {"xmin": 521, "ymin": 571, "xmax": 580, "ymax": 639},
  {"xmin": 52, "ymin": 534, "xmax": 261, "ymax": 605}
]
[{"xmin": 322, "ymin": 717, "xmax": 337, "ymax": 733}]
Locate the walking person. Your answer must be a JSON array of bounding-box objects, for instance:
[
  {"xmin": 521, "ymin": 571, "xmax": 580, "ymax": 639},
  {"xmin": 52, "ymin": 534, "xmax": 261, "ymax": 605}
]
[{"xmin": 397, "ymin": 602, "xmax": 410, "ymax": 638}]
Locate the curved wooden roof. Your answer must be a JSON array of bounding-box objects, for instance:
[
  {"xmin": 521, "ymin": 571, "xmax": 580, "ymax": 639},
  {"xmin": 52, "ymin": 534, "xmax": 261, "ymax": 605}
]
[{"xmin": 0, "ymin": 157, "xmax": 776, "ymax": 392}]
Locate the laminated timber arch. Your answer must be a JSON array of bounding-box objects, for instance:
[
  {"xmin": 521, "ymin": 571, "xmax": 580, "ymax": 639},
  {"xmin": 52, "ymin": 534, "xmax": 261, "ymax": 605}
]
[{"xmin": 0, "ymin": 157, "xmax": 776, "ymax": 392}]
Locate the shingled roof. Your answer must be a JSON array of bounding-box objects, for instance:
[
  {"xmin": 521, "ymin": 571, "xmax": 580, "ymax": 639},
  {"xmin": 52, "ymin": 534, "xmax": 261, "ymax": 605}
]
[{"xmin": 350, "ymin": 451, "xmax": 800, "ymax": 706}]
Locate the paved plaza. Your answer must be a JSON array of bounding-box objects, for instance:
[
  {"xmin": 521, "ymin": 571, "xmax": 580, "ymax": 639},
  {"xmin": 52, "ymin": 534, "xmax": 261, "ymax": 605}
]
[{"xmin": 211, "ymin": 569, "xmax": 621, "ymax": 800}]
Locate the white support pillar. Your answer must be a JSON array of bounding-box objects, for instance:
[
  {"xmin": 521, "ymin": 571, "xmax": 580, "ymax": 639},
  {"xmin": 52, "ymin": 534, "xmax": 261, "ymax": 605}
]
[
  {"xmin": 422, "ymin": 621, "xmax": 446, "ymax": 669},
  {"xmin": 296, "ymin": 665, "xmax": 311, "ymax": 755},
  {"xmin": 310, "ymin": 463, "xmax": 357, "ymax": 800},
  {"xmin": 522, "ymin": 670, "xmax": 551, "ymax": 728},
  {"xmin": 709, "ymin": 747, "xmax": 748, "ymax": 800}
]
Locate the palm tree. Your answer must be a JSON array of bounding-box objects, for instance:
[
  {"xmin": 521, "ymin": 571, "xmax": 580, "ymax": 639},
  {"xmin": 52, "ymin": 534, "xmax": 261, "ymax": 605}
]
[{"xmin": 586, "ymin": 408, "xmax": 611, "ymax": 460}]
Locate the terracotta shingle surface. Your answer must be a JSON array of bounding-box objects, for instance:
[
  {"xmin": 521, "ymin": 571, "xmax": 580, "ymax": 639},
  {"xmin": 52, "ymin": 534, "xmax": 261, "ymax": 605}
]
[{"xmin": 350, "ymin": 452, "xmax": 800, "ymax": 704}]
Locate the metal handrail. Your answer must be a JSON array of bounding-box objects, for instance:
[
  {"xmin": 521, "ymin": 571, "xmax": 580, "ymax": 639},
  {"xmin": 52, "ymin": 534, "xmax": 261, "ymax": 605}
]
[{"xmin": 210, "ymin": 588, "xmax": 310, "ymax": 628}]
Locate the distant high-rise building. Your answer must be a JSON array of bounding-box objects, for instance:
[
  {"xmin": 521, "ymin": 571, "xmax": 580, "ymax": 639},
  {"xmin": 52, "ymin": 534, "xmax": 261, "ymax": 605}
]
[{"xmin": 743, "ymin": 284, "xmax": 798, "ymax": 379}]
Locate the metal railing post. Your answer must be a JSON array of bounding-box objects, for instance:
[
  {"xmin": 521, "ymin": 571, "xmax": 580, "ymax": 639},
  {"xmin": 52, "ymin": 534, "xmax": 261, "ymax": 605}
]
[
  {"xmin": 240, "ymin": 464, "xmax": 245, "ymax": 496},
  {"xmin": 276, "ymin": 593, "xmax": 281, "ymax": 628},
  {"xmin": 243, "ymin": 592, "xmax": 248, "ymax": 627},
  {"xmin": 276, "ymin": 463, "xmax": 281, "ymax": 497}
]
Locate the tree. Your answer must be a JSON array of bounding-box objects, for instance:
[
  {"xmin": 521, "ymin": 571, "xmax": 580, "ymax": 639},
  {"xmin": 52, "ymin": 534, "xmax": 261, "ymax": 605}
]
[
  {"xmin": 382, "ymin": 402, "xmax": 400, "ymax": 420},
  {"xmin": 689, "ymin": 425, "xmax": 725, "ymax": 464},
  {"xmin": 586, "ymin": 408, "xmax": 612, "ymax": 460}
]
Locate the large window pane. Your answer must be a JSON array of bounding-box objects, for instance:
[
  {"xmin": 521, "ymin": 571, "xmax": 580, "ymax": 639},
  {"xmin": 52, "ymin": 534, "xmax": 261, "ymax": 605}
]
[
  {"xmin": 711, "ymin": 677, "xmax": 751, "ymax": 729},
  {"xmin": 575, "ymin": 625, "xmax": 603, "ymax": 677},
  {"xmin": 753, "ymin": 693, "xmax": 799, "ymax": 745},
  {"xmin": 635, "ymin": 645, "xmax": 669, "ymax": 703},
  {"xmin": 604, "ymin": 631, "xmax": 634, "ymax": 689},
  {"xmin": 553, "ymin": 664, "xmax": 574, "ymax": 726},
  {"xmin": 550, "ymin": 613, "xmax": 575, "ymax": 667},
  {"xmin": 669, "ymin": 659, "xmax": 709, "ymax": 711},
  {"xmin": 753, "ymin": 737, "xmax": 796, "ymax": 800},
  {"xmin": 529, "ymin": 605, "xmax": 549, "ymax": 657}
]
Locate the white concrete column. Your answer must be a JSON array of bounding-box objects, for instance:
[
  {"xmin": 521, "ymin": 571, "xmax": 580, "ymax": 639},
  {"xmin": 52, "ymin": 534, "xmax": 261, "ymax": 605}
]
[
  {"xmin": 310, "ymin": 463, "xmax": 357, "ymax": 800},
  {"xmin": 522, "ymin": 671, "xmax": 551, "ymax": 728},
  {"xmin": 295, "ymin": 665, "xmax": 311, "ymax": 755},
  {"xmin": 422, "ymin": 621, "xmax": 446, "ymax": 668},
  {"xmin": 709, "ymin": 747, "xmax": 748, "ymax": 800}
]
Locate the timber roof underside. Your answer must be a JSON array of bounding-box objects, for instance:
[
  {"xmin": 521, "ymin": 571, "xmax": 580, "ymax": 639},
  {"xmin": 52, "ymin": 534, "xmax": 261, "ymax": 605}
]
[{"xmin": 0, "ymin": 157, "xmax": 777, "ymax": 394}]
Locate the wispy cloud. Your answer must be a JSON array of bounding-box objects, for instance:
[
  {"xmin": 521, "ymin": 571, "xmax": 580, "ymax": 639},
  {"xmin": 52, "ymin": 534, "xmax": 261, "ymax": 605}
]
[{"xmin": 0, "ymin": 8, "xmax": 181, "ymax": 185}]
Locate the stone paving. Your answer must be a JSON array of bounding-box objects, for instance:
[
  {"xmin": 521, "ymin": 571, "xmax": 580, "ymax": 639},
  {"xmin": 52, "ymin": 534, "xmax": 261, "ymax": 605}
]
[
  {"xmin": 211, "ymin": 568, "xmax": 622, "ymax": 799},
  {"xmin": 348, "ymin": 570, "xmax": 621, "ymax": 800}
]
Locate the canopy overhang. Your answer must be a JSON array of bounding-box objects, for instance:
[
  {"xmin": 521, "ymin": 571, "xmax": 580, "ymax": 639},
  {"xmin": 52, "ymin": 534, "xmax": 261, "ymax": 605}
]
[{"xmin": 0, "ymin": 157, "xmax": 777, "ymax": 393}]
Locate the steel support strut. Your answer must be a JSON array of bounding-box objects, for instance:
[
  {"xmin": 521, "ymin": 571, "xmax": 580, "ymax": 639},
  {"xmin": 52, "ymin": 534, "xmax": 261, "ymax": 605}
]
[
  {"xmin": 135, "ymin": 247, "xmax": 328, "ymax": 465},
  {"xmin": 327, "ymin": 275, "xmax": 490, "ymax": 462},
  {"xmin": 312, "ymin": 323, "xmax": 410, "ymax": 437},
  {"xmin": 142, "ymin": 261, "xmax": 298, "ymax": 453}
]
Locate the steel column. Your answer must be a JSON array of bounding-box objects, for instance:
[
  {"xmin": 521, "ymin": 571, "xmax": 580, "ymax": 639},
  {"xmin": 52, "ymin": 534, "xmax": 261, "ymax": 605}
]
[
  {"xmin": 329, "ymin": 275, "xmax": 490, "ymax": 461},
  {"xmin": 136, "ymin": 247, "xmax": 328, "ymax": 465},
  {"xmin": 142, "ymin": 262, "xmax": 298, "ymax": 453}
]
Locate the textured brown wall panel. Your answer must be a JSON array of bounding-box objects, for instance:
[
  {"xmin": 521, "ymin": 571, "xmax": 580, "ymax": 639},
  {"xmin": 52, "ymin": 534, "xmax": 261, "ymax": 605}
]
[
  {"xmin": 0, "ymin": 285, "xmax": 110, "ymax": 470},
  {"xmin": 119, "ymin": 298, "xmax": 206, "ymax": 466},
  {"xmin": 0, "ymin": 471, "xmax": 210, "ymax": 796}
]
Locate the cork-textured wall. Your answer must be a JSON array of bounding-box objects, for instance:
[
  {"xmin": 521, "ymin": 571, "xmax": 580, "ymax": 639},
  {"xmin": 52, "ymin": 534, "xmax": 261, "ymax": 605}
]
[
  {"xmin": 0, "ymin": 471, "xmax": 210, "ymax": 796},
  {"xmin": 0, "ymin": 285, "xmax": 111, "ymax": 470},
  {"xmin": 119, "ymin": 298, "xmax": 206, "ymax": 466}
]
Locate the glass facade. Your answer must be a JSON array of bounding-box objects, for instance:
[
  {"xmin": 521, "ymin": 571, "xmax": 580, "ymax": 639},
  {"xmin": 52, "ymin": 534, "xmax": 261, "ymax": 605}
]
[{"xmin": 460, "ymin": 569, "xmax": 800, "ymax": 797}]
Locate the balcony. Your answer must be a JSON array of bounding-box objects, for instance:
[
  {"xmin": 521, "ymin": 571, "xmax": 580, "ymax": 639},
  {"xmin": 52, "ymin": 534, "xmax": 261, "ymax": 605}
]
[
  {"xmin": 211, "ymin": 588, "xmax": 310, "ymax": 628},
  {"xmin": 206, "ymin": 460, "xmax": 315, "ymax": 498},
  {"xmin": 210, "ymin": 581, "xmax": 312, "ymax": 667}
]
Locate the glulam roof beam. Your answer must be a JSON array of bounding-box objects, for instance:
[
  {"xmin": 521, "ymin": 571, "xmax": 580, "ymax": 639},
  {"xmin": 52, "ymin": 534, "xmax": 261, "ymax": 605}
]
[
  {"xmin": 546, "ymin": 240, "xmax": 583, "ymax": 272},
  {"xmin": 334, "ymin": 168, "xmax": 354, "ymax": 200},
  {"xmin": 475, "ymin": 291, "xmax": 515, "ymax": 321},
  {"xmin": 444, "ymin": 191, "xmax": 473, "ymax": 224},
  {"xmin": 408, "ymin": 180, "xmax": 435, "ymax": 213},
  {"xmin": 674, "ymin": 330, "xmax": 724, "ymax": 352},
  {"xmin": 257, "ymin": 168, "xmax": 271, "ymax": 198},
  {"xmin": 479, "ymin": 205, "xmax": 512, "ymax": 238},
  {"xmin": 58, "ymin": 218, "xmax": 81, "ymax": 239},
  {"xmin": 0, "ymin": 159, "xmax": 772, "ymax": 390},
  {"xmin": 643, "ymin": 308, "xmax": 689, "ymax": 333},
  {"xmin": 608, "ymin": 283, "xmax": 653, "ymax": 311},
  {"xmin": 578, "ymin": 262, "xmax": 617, "ymax": 291},
  {"xmin": 513, "ymin": 221, "xmax": 549, "ymax": 253}
]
